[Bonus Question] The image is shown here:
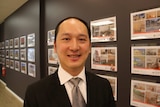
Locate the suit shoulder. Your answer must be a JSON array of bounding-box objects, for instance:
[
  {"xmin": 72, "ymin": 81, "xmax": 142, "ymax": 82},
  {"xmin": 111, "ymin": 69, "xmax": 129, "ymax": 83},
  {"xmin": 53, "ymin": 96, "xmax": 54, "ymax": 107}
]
[
  {"xmin": 28, "ymin": 73, "xmax": 58, "ymax": 90},
  {"xmin": 86, "ymin": 71, "xmax": 110, "ymax": 85}
]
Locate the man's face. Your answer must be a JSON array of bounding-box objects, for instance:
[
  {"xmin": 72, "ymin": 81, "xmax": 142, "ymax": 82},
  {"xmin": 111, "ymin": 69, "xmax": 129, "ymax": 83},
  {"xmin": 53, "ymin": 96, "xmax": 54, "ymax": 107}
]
[{"xmin": 54, "ymin": 18, "xmax": 91, "ymax": 74}]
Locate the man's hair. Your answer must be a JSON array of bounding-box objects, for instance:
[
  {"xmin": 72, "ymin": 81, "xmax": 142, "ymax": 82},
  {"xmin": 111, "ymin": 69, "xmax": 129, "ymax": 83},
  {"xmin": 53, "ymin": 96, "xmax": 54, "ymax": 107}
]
[{"xmin": 54, "ymin": 17, "xmax": 91, "ymax": 42}]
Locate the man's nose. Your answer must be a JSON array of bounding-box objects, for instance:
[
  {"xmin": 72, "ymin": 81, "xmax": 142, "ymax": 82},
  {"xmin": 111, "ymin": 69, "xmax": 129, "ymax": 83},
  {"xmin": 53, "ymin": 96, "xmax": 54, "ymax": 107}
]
[{"xmin": 69, "ymin": 39, "xmax": 79, "ymax": 51}]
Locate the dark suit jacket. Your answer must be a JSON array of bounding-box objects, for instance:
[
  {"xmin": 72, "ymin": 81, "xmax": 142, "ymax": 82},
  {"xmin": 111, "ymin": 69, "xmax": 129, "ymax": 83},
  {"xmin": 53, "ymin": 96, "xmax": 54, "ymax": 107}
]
[{"xmin": 24, "ymin": 71, "xmax": 116, "ymax": 107}]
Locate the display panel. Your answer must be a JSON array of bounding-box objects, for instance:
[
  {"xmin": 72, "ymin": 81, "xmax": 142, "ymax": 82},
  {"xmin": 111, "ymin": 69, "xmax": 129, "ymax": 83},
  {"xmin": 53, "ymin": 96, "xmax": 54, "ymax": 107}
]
[
  {"xmin": 48, "ymin": 66, "xmax": 57, "ymax": 75},
  {"xmin": 91, "ymin": 46, "xmax": 117, "ymax": 72},
  {"xmin": 47, "ymin": 29, "xmax": 55, "ymax": 46},
  {"xmin": 21, "ymin": 62, "xmax": 27, "ymax": 74},
  {"xmin": 48, "ymin": 48, "xmax": 58, "ymax": 64},
  {"xmin": 28, "ymin": 63, "xmax": 36, "ymax": 77},
  {"xmin": 14, "ymin": 37, "xmax": 19, "ymax": 48},
  {"xmin": 27, "ymin": 33, "xmax": 35, "ymax": 47},
  {"xmin": 131, "ymin": 7, "xmax": 160, "ymax": 40},
  {"xmin": 97, "ymin": 74, "xmax": 117, "ymax": 101},
  {"xmin": 28, "ymin": 48, "xmax": 35, "ymax": 62},
  {"xmin": 131, "ymin": 45, "xmax": 160, "ymax": 76},
  {"xmin": 20, "ymin": 36, "xmax": 26, "ymax": 48},
  {"xmin": 91, "ymin": 17, "xmax": 117, "ymax": 42},
  {"xmin": 131, "ymin": 79, "xmax": 160, "ymax": 107}
]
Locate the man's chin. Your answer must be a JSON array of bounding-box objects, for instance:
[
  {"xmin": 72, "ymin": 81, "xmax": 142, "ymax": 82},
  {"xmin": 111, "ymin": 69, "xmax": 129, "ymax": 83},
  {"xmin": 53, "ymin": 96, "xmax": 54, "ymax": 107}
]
[{"xmin": 69, "ymin": 64, "xmax": 83, "ymax": 69}]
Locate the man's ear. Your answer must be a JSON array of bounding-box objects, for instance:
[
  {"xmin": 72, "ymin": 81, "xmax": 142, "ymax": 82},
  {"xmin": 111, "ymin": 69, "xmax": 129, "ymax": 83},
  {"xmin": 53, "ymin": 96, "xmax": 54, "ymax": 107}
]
[
  {"xmin": 54, "ymin": 42, "xmax": 57, "ymax": 53},
  {"xmin": 89, "ymin": 43, "xmax": 92, "ymax": 53}
]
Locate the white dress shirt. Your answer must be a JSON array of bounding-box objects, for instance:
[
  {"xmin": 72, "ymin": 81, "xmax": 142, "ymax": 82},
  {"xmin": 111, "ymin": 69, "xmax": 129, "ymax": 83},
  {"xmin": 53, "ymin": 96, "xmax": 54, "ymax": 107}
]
[{"xmin": 58, "ymin": 65, "xmax": 87, "ymax": 104}]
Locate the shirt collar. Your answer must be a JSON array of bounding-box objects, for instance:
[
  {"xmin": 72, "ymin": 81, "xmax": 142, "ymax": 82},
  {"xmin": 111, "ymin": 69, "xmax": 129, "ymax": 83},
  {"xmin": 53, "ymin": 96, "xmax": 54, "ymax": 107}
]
[{"xmin": 58, "ymin": 65, "xmax": 86, "ymax": 85}]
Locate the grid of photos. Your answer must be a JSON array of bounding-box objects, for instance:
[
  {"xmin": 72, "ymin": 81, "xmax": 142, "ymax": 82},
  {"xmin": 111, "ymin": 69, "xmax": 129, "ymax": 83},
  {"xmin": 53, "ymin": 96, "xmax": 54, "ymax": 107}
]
[
  {"xmin": 90, "ymin": 17, "xmax": 118, "ymax": 102},
  {"xmin": 97, "ymin": 74, "xmax": 117, "ymax": 101},
  {"xmin": 91, "ymin": 16, "xmax": 117, "ymax": 42},
  {"xmin": 130, "ymin": 7, "xmax": 160, "ymax": 107},
  {"xmin": 27, "ymin": 33, "xmax": 36, "ymax": 77},
  {"xmin": 47, "ymin": 29, "xmax": 55, "ymax": 46},
  {"xmin": 48, "ymin": 48, "xmax": 58, "ymax": 64},
  {"xmin": 28, "ymin": 63, "xmax": 36, "ymax": 77},
  {"xmin": 47, "ymin": 29, "xmax": 58, "ymax": 75},
  {"xmin": 0, "ymin": 33, "xmax": 36, "ymax": 78},
  {"xmin": 91, "ymin": 46, "xmax": 117, "ymax": 72},
  {"xmin": 48, "ymin": 66, "xmax": 57, "ymax": 75},
  {"xmin": 131, "ymin": 79, "xmax": 160, "ymax": 107},
  {"xmin": 21, "ymin": 62, "xmax": 27, "ymax": 74},
  {"xmin": 131, "ymin": 7, "xmax": 160, "ymax": 40},
  {"xmin": 0, "ymin": 42, "xmax": 5, "ymax": 65},
  {"xmin": 131, "ymin": 45, "xmax": 160, "ymax": 76}
]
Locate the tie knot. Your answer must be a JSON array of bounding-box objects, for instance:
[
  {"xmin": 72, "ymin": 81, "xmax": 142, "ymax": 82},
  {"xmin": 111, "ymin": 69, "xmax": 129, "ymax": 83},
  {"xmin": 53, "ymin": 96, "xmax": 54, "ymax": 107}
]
[{"xmin": 70, "ymin": 77, "xmax": 81, "ymax": 87}]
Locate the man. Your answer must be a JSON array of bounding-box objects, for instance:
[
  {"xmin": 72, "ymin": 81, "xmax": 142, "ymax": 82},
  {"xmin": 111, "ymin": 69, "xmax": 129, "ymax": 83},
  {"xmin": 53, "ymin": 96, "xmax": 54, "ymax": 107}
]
[{"xmin": 24, "ymin": 17, "xmax": 116, "ymax": 107}]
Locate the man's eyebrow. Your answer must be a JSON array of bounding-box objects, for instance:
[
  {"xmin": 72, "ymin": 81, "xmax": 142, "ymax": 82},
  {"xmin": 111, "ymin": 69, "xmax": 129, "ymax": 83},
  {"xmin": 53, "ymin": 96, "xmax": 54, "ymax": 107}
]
[
  {"xmin": 59, "ymin": 32, "xmax": 89, "ymax": 38},
  {"xmin": 79, "ymin": 34, "xmax": 88, "ymax": 37}
]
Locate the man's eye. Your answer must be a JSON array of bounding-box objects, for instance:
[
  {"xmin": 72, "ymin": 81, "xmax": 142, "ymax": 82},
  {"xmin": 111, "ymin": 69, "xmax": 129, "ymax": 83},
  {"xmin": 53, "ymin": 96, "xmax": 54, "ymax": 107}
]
[
  {"xmin": 62, "ymin": 38, "xmax": 70, "ymax": 40},
  {"xmin": 79, "ymin": 38, "xmax": 86, "ymax": 41}
]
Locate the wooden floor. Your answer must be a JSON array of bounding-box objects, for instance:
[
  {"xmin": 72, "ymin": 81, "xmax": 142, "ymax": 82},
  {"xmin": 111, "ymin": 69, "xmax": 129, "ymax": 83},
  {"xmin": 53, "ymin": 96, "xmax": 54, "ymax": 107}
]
[{"xmin": 0, "ymin": 80, "xmax": 23, "ymax": 107}]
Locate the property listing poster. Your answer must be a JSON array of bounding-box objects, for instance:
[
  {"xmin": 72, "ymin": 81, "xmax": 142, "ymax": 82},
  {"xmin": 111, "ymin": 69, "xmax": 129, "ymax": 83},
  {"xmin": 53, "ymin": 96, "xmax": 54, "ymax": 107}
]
[
  {"xmin": 48, "ymin": 48, "xmax": 58, "ymax": 64},
  {"xmin": 90, "ymin": 16, "xmax": 117, "ymax": 42},
  {"xmin": 131, "ymin": 7, "xmax": 160, "ymax": 40},
  {"xmin": 48, "ymin": 66, "xmax": 57, "ymax": 75},
  {"xmin": 91, "ymin": 47, "xmax": 117, "ymax": 72},
  {"xmin": 131, "ymin": 79, "xmax": 160, "ymax": 107},
  {"xmin": 131, "ymin": 46, "xmax": 160, "ymax": 76},
  {"xmin": 47, "ymin": 29, "xmax": 55, "ymax": 46},
  {"xmin": 97, "ymin": 74, "xmax": 117, "ymax": 101}
]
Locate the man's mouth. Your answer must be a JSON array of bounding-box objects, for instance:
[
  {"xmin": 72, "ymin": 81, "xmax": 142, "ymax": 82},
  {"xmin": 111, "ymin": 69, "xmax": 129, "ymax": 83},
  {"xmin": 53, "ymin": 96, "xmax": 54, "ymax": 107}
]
[{"xmin": 68, "ymin": 54, "xmax": 81, "ymax": 58}]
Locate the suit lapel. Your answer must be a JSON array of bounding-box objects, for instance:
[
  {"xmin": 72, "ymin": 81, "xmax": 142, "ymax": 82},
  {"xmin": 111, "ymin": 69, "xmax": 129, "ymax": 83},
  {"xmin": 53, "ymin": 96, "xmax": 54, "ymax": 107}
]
[
  {"xmin": 46, "ymin": 71, "xmax": 98, "ymax": 107},
  {"xmin": 86, "ymin": 72, "xmax": 97, "ymax": 107},
  {"xmin": 47, "ymin": 72, "xmax": 72, "ymax": 107}
]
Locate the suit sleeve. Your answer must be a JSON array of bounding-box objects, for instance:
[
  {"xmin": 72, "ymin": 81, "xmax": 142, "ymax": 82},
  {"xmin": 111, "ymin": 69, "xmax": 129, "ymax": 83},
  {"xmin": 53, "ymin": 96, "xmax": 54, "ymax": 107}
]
[
  {"xmin": 106, "ymin": 79, "xmax": 116, "ymax": 107},
  {"xmin": 23, "ymin": 85, "xmax": 38, "ymax": 107}
]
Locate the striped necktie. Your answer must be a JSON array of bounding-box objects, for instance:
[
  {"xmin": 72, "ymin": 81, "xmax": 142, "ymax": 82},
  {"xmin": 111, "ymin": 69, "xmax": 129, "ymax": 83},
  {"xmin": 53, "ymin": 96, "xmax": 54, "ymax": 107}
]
[{"xmin": 69, "ymin": 78, "xmax": 86, "ymax": 107}]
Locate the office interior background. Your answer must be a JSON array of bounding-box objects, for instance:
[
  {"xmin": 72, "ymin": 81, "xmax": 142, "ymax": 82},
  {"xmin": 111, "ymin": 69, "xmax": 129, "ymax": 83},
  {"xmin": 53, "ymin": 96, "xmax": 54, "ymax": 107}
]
[{"xmin": 0, "ymin": 0, "xmax": 160, "ymax": 107}]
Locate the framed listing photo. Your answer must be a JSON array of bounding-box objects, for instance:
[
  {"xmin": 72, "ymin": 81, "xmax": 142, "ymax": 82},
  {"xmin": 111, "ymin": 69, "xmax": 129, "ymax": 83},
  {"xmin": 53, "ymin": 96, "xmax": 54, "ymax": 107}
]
[
  {"xmin": 10, "ymin": 49, "xmax": 14, "ymax": 59},
  {"xmin": 14, "ymin": 37, "xmax": 19, "ymax": 48},
  {"xmin": 10, "ymin": 60, "xmax": 14, "ymax": 69},
  {"xmin": 48, "ymin": 66, "xmax": 57, "ymax": 75},
  {"xmin": 6, "ymin": 50, "xmax": 9, "ymax": 58},
  {"xmin": 20, "ymin": 36, "xmax": 26, "ymax": 48},
  {"xmin": 0, "ymin": 58, "xmax": 1, "ymax": 64},
  {"xmin": 28, "ymin": 48, "xmax": 35, "ymax": 62},
  {"xmin": 48, "ymin": 48, "xmax": 58, "ymax": 64},
  {"xmin": 28, "ymin": 63, "xmax": 36, "ymax": 77},
  {"xmin": 0, "ymin": 42, "xmax": 1, "ymax": 49},
  {"xmin": 97, "ymin": 74, "xmax": 117, "ymax": 101},
  {"xmin": 6, "ymin": 59, "xmax": 10, "ymax": 68},
  {"xmin": 47, "ymin": 29, "xmax": 55, "ymax": 46},
  {"xmin": 91, "ymin": 16, "xmax": 117, "ymax": 42},
  {"xmin": 2, "ymin": 58, "xmax": 5, "ymax": 65},
  {"xmin": 131, "ymin": 79, "xmax": 160, "ymax": 107},
  {"xmin": 20, "ymin": 49, "xmax": 26, "ymax": 61},
  {"xmin": 131, "ymin": 45, "xmax": 160, "ymax": 76},
  {"xmin": 9, "ymin": 39, "xmax": 13, "ymax": 48},
  {"xmin": 14, "ymin": 49, "xmax": 19, "ymax": 60},
  {"xmin": 1, "ymin": 50, "xmax": 5, "ymax": 57},
  {"xmin": 131, "ymin": 7, "xmax": 160, "ymax": 40},
  {"xmin": 15, "ymin": 61, "xmax": 20, "ymax": 71},
  {"xmin": 27, "ymin": 33, "xmax": 35, "ymax": 47},
  {"xmin": 91, "ymin": 46, "xmax": 117, "ymax": 72},
  {"xmin": 0, "ymin": 50, "xmax": 1, "ymax": 57},
  {"xmin": 1, "ymin": 42, "xmax": 4, "ymax": 49},
  {"xmin": 5, "ymin": 40, "xmax": 9, "ymax": 49},
  {"xmin": 21, "ymin": 62, "xmax": 27, "ymax": 74},
  {"xmin": 0, "ymin": 57, "xmax": 6, "ymax": 65}
]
